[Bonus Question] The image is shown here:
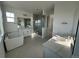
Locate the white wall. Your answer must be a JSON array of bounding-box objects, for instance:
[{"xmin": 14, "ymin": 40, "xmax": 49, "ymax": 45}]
[
  {"xmin": 0, "ymin": 3, "xmax": 5, "ymax": 58},
  {"xmin": 72, "ymin": 4, "xmax": 79, "ymax": 36},
  {"xmin": 3, "ymin": 6, "xmax": 33, "ymax": 33},
  {"xmin": 53, "ymin": 2, "xmax": 77, "ymax": 36},
  {"xmin": 72, "ymin": 3, "xmax": 79, "ymax": 57},
  {"xmin": 52, "ymin": 2, "xmax": 79, "ymax": 57}
]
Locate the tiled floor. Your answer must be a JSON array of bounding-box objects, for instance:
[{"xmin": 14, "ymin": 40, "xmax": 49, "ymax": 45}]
[
  {"xmin": 5, "ymin": 34, "xmax": 72, "ymax": 58},
  {"xmin": 5, "ymin": 34, "xmax": 49, "ymax": 58}
]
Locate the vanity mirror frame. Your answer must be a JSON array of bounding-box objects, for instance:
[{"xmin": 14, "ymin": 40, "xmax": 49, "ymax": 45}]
[{"xmin": 17, "ymin": 17, "xmax": 33, "ymax": 29}]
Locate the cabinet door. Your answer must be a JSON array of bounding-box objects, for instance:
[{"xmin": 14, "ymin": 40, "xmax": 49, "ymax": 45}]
[
  {"xmin": 27, "ymin": 30, "xmax": 32, "ymax": 36},
  {"xmin": 23, "ymin": 29, "xmax": 32, "ymax": 37},
  {"xmin": 23, "ymin": 29, "xmax": 28, "ymax": 37}
]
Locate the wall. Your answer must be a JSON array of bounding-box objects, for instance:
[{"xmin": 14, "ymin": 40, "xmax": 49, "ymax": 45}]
[
  {"xmin": 72, "ymin": 3, "xmax": 79, "ymax": 57},
  {"xmin": 50, "ymin": 14, "xmax": 53, "ymax": 36},
  {"xmin": 53, "ymin": 2, "xmax": 77, "ymax": 36},
  {"xmin": 3, "ymin": 5, "xmax": 33, "ymax": 33},
  {"xmin": 0, "ymin": 3, "xmax": 5, "ymax": 58},
  {"xmin": 42, "ymin": 14, "xmax": 53, "ymax": 38},
  {"xmin": 42, "ymin": 15, "xmax": 47, "ymax": 38},
  {"xmin": 72, "ymin": 4, "xmax": 79, "ymax": 36},
  {"xmin": 46, "ymin": 15, "xmax": 53, "ymax": 36}
]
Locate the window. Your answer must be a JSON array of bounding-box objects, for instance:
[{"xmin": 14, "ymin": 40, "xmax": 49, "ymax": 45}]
[
  {"xmin": 6, "ymin": 12, "xmax": 15, "ymax": 22},
  {"xmin": 35, "ymin": 19, "xmax": 41, "ymax": 26},
  {"xmin": 35, "ymin": 19, "xmax": 41, "ymax": 24}
]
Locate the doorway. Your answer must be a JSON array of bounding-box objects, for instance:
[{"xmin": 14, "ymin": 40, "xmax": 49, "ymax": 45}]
[
  {"xmin": 47, "ymin": 15, "xmax": 53, "ymax": 38},
  {"xmin": 33, "ymin": 14, "xmax": 42, "ymax": 36}
]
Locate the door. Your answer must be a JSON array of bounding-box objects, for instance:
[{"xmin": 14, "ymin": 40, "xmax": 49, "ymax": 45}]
[{"xmin": 33, "ymin": 14, "xmax": 42, "ymax": 36}]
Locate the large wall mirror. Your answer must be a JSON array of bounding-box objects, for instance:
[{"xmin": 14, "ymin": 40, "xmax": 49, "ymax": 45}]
[
  {"xmin": 24, "ymin": 18, "xmax": 31, "ymax": 28},
  {"xmin": 17, "ymin": 17, "xmax": 31, "ymax": 29}
]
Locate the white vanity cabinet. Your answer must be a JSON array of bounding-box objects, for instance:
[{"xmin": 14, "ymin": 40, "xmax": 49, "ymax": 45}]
[{"xmin": 23, "ymin": 28, "xmax": 32, "ymax": 37}]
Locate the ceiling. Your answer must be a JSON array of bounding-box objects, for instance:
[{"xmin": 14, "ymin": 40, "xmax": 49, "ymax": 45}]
[{"xmin": 3, "ymin": 1, "xmax": 55, "ymax": 14}]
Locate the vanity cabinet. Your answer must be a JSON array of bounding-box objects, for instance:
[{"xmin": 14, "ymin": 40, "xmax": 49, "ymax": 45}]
[
  {"xmin": 23, "ymin": 28, "xmax": 32, "ymax": 37},
  {"xmin": 17, "ymin": 17, "xmax": 33, "ymax": 37}
]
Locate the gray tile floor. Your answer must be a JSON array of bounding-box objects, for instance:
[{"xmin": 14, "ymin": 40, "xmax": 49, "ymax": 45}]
[
  {"xmin": 5, "ymin": 34, "xmax": 49, "ymax": 58},
  {"xmin": 5, "ymin": 34, "xmax": 71, "ymax": 58}
]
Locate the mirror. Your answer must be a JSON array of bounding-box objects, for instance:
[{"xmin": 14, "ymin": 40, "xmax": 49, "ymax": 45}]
[
  {"xmin": 17, "ymin": 17, "xmax": 31, "ymax": 28},
  {"xmin": 24, "ymin": 18, "xmax": 31, "ymax": 28}
]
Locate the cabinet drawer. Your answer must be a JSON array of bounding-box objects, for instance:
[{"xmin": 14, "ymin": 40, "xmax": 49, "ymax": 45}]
[{"xmin": 23, "ymin": 30, "xmax": 32, "ymax": 37}]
